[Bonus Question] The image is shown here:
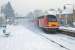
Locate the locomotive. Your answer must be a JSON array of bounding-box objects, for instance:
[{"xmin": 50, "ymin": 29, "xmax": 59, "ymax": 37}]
[{"xmin": 37, "ymin": 15, "xmax": 60, "ymax": 32}]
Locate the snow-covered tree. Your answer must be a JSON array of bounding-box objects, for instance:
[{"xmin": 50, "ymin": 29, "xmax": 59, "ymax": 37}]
[
  {"xmin": 1, "ymin": 1, "xmax": 15, "ymax": 17},
  {"xmin": 1, "ymin": 1, "xmax": 15, "ymax": 24}
]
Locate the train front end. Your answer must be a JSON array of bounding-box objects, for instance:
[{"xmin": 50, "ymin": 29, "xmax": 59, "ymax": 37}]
[{"xmin": 47, "ymin": 15, "xmax": 60, "ymax": 30}]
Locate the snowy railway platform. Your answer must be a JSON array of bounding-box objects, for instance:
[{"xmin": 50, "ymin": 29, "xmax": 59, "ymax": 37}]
[{"xmin": 0, "ymin": 25, "xmax": 68, "ymax": 50}]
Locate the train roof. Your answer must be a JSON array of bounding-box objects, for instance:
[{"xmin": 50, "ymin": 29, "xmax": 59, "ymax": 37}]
[{"xmin": 38, "ymin": 15, "xmax": 56, "ymax": 19}]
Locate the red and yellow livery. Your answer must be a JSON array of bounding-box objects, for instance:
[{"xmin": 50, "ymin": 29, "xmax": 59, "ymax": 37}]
[{"xmin": 37, "ymin": 15, "xmax": 60, "ymax": 32}]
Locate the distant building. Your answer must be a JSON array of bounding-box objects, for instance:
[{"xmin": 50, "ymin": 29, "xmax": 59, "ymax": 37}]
[
  {"xmin": 56, "ymin": 3, "xmax": 74, "ymax": 26},
  {"xmin": 56, "ymin": 14, "xmax": 73, "ymax": 26}
]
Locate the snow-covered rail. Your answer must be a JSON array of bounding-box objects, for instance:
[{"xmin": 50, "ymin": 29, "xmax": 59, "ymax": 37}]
[
  {"xmin": 61, "ymin": 30, "xmax": 75, "ymax": 37},
  {"xmin": 59, "ymin": 26, "xmax": 75, "ymax": 37},
  {"xmin": 34, "ymin": 32, "xmax": 70, "ymax": 50}
]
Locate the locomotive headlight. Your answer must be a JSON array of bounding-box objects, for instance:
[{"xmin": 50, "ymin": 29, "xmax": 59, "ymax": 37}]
[{"xmin": 48, "ymin": 22, "xmax": 52, "ymax": 27}]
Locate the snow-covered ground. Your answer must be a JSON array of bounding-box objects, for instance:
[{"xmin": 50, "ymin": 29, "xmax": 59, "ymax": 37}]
[
  {"xmin": 59, "ymin": 26, "xmax": 75, "ymax": 32},
  {"xmin": 21, "ymin": 18, "xmax": 75, "ymax": 50},
  {"xmin": 59, "ymin": 22, "xmax": 75, "ymax": 32},
  {"xmin": 0, "ymin": 25, "xmax": 67, "ymax": 50},
  {"xmin": 73, "ymin": 22, "xmax": 75, "ymax": 27},
  {"xmin": 0, "ymin": 18, "xmax": 75, "ymax": 50},
  {"xmin": 39, "ymin": 32, "xmax": 75, "ymax": 50}
]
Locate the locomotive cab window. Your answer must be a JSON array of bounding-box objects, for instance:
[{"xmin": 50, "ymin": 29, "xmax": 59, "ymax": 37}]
[{"xmin": 47, "ymin": 15, "xmax": 57, "ymax": 22}]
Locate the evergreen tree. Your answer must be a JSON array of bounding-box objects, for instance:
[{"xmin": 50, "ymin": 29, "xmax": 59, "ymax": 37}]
[{"xmin": 1, "ymin": 1, "xmax": 15, "ymax": 17}]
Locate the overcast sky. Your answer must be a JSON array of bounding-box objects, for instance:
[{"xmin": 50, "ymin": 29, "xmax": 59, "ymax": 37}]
[{"xmin": 0, "ymin": 0, "xmax": 75, "ymax": 16}]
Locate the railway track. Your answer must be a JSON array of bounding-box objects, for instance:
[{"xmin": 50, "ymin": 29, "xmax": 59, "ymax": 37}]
[
  {"xmin": 61, "ymin": 30, "xmax": 75, "ymax": 37},
  {"xmin": 31, "ymin": 26, "xmax": 75, "ymax": 50},
  {"xmin": 33, "ymin": 30, "xmax": 70, "ymax": 50}
]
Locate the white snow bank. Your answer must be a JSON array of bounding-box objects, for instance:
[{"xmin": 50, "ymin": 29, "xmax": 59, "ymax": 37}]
[
  {"xmin": 59, "ymin": 26, "xmax": 75, "ymax": 32},
  {"xmin": 0, "ymin": 25, "xmax": 66, "ymax": 50},
  {"xmin": 73, "ymin": 22, "xmax": 75, "ymax": 26}
]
